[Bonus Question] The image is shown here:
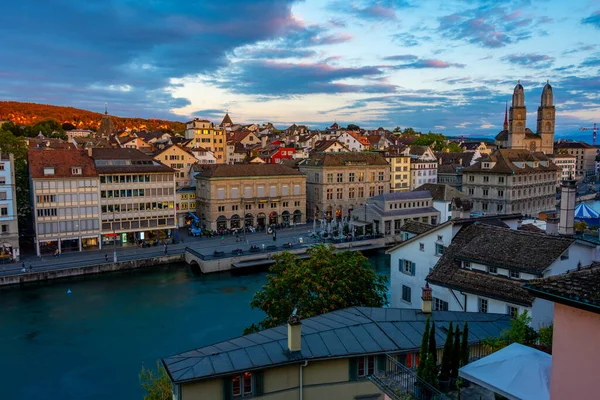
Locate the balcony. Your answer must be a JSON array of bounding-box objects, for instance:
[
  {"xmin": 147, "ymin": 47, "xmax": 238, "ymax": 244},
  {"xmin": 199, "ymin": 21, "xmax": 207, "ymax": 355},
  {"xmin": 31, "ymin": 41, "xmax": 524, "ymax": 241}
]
[{"xmin": 369, "ymin": 355, "xmax": 450, "ymax": 400}]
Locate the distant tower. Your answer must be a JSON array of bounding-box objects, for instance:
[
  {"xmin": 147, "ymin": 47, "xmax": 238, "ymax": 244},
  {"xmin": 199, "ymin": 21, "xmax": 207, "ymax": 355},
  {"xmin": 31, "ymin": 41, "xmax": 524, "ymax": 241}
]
[
  {"xmin": 503, "ymin": 101, "xmax": 508, "ymax": 131},
  {"xmin": 537, "ymin": 80, "xmax": 555, "ymax": 154},
  {"xmin": 508, "ymin": 80, "xmax": 526, "ymax": 150},
  {"xmin": 559, "ymin": 176, "xmax": 576, "ymax": 235},
  {"xmin": 97, "ymin": 103, "xmax": 115, "ymax": 138}
]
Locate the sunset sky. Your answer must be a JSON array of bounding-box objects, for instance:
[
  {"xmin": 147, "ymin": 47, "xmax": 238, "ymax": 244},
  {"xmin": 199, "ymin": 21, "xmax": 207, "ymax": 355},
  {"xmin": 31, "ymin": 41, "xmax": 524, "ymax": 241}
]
[{"xmin": 1, "ymin": 0, "xmax": 599, "ymax": 137}]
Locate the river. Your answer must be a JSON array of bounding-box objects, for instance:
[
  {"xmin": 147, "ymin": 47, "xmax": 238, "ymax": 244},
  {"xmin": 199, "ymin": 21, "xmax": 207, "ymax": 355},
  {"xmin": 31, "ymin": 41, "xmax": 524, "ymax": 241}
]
[{"xmin": 0, "ymin": 250, "xmax": 390, "ymax": 400}]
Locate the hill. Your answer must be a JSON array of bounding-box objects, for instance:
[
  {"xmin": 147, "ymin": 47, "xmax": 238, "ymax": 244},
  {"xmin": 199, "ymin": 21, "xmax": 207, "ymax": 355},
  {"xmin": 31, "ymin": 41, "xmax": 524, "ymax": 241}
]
[{"xmin": 0, "ymin": 101, "xmax": 186, "ymax": 132}]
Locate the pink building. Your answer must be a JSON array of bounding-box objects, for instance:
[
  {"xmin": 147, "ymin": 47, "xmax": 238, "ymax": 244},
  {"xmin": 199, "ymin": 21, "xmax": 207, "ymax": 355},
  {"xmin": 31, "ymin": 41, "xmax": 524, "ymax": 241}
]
[{"xmin": 525, "ymin": 265, "xmax": 600, "ymax": 399}]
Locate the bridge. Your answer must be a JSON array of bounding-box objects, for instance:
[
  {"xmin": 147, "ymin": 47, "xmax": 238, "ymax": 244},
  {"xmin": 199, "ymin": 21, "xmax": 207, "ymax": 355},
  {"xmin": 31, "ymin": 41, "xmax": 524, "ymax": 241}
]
[{"xmin": 184, "ymin": 236, "xmax": 395, "ymax": 274}]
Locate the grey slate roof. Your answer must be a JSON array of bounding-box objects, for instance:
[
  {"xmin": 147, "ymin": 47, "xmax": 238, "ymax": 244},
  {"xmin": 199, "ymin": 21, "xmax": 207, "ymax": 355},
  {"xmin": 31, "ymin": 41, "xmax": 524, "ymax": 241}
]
[
  {"xmin": 400, "ymin": 220, "xmax": 436, "ymax": 235},
  {"xmin": 163, "ymin": 306, "xmax": 511, "ymax": 383},
  {"xmin": 370, "ymin": 190, "xmax": 432, "ymax": 202}
]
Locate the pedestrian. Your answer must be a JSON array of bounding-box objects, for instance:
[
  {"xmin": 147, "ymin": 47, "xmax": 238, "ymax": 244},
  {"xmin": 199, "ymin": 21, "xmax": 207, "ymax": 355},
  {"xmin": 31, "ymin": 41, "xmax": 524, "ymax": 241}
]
[
  {"xmin": 29, "ymin": 264, "xmax": 33, "ymax": 273},
  {"xmin": 272, "ymin": 230, "xmax": 276, "ymax": 242},
  {"xmin": 22, "ymin": 262, "xmax": 25, "ymax": 270},
  {"xmin": 221, "ymin": 235, "xmax": 225, "ymax": 245},
  {"xmin": 105, "ymin": 253, "xmax": 108, "ymax": 262},
  {"xmin": 164, "ymin": 244, "xmax": 168, "ymax": 255}
]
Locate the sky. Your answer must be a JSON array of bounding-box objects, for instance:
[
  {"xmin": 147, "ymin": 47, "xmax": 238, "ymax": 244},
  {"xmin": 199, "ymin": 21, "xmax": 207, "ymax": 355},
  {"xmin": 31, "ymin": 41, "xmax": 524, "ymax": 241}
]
[{"xmin": 1, "ymin": 0, "xmax": 599, "ymax": 138}]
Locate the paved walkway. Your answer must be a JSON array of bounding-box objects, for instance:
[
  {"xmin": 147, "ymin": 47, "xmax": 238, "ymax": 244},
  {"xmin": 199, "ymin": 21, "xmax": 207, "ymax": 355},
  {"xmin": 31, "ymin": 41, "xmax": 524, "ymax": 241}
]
[{"xmin": 0, "ymin": 225, "xmax": 325, "ymax": 276}]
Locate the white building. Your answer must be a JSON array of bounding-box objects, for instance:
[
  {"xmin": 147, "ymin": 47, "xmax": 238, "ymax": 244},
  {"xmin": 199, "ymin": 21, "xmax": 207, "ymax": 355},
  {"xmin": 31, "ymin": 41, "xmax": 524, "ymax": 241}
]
[
  {"xmin": 338, "ymin": 132, "xmax": 366, "ymax": 152},
  {"xmin": 0, "ymin": 153, "xmax": 19, "ymax": 260},
  {"xmin": 548, "ymin": 154, "xmax": 577, "ymax": 185},
  {"xmin": 408, "ymin": 146, "xmax": 438, "ymax": 189},
  {"xmin": 413, "ymin": 183, "xmax": 465, "ymax": 223}
]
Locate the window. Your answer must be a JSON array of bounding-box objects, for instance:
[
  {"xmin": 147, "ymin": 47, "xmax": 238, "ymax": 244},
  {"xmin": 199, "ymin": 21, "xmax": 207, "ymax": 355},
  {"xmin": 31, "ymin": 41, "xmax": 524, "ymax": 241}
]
[
  {"xmin": 357, "ymin": 356, "xmax": 376, "ymax": 377},
  {"xmin": 231, "ymin": 371, "xmax": 254, "ymax": 397},
  {"xmin": 507, "ymin": 305, "xmax": 519, "ymax": 318},
  {"xmin": 218, "ymin": 206, "xmax": 225, "ymax": 212},
  {"xmin": 401, "ymin": 285, "xmax": 412, "ymax": 303},
  {"xmin": 0, "ymin": 163, "xmax": 4, "ymax": 170},
  {"xmin": 43, "ymin": 167, "xmax": 55, "ymax": 176},
  {"xmin": 379, "ymin": 171, "xmax": 385, "ymax": 181},
  {"xmin": 337, "ymin": 173, "xmax": 343, "ymax": 183},
  {"xmin": 478, "ymin": 298, "xmax": 488, "ymax": 313},
  {"xmin": 282, "ymin": 201, "xmax": 289, "ymax": 207},
  {"xmin": 349, "ymin": 172, "xmax": 355, "ymax": 182},
  {"xmin": 232, "ymin": 205, "xmax": 238, "ymax": 211},
  {"xmin": 419, "ymin": 243, "xmax": 424, "ymax": 251},
  {"xmin": 435, "ymin": 243, "xmax": 446, "ymax": 256},
  {"xmin": 1, "ymin": 224, "xmax": 8, "ymax": 233},
  {"xmin": 497, "ymin": 204, "xmax": 503, "ymax": 212},
  {"xmin": 483, "ymin": 176, "xmax": 489, "ymax": 183},
  {"xmin": 462, "ymin": 261, "xmax": 471, "ymax": 270},
  {"xmin": 468, "ymin": 188, "xmax": 474, "ymax": 195},
  {"xmin": 71, "ymin": 167, "xmax": 82, "ymax": 175},
  {"xmin": 358, "ymin": 172, "xmax": 365, "ymax": 182},
  {"xmin": 358, "ymin": 187, "xmax": 364, "ymax": 198},
  {"xmin": 498, "ymin": 176, "xmax": 505, "ymax": 183},
  {"xmin": 349, "ymin": 187, "xmax": 355, "ymax": 199},
  {"xmin": 1, "ymin": 207, "xmax": 8, "ymax": 216},
  {"xmin": 336, "ymin": 188, "xmax": 343, "ymax": 200},
  {"xmin": 327, "ymin": 173, "xmax": 333, "ymax": 183},
  {"xmin": 482, "ymin": 203, "xmax": 488, "ymax": 211},
  {"xmin": 314, "ymin": 173, "xmax": 319, "ymax": 183},
  {"xmin": 400, "ymin": 259, "xmax": 415, "ymax": 275},
  {"xmin": 483, "ymin": 189, "xmax": 489, "ymax": 196},
  {"xmin": 434, "ymin": 298, "xmax": 449, "ymax": 311},
  {"xmin": 326, "ymin": 189, "xmax": 333, "ymax": 200},
  {"xmin": 510, "ymin": 270, "xmax": 520, "ymax": 279},
  {"xmin": 498, "ymin": 190, "xmax": 504, "ymax": 197},
  {"xmin": 488, "ymin": 266, "xmax": 497, "ymax": 274}
]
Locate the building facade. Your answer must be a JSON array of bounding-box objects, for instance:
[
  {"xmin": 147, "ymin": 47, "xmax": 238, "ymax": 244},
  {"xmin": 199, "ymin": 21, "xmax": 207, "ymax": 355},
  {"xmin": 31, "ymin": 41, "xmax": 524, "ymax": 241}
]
[
  {"xmin": 153, "ymin": 145, "xmax": 198, "ymax": 187},
  {"xmin": 176, "ymin": 186, "xmax": 197, "ymax": 228},
  {"xmin": 408, "ymin": 146, "xmax": 437, "ymax": 189},
  {"xmin": 555, "ymin": 141, "xmax": 596, "ymax": 180},
  {"xmin": 185, "ymin": 119, "xmax": 226, "ymax": 163},
  {"xmin": 29, "ymin": 149, "xmax": 101, "ymax": 256},
  {"xmin": 194, "ymin": 164, "xmax": 306, "ymax": 230},
  {"xmin": 548, "ymin": 153, "xmax": 577, "ymax": 185},
  {"xmin": 495, "ymin": 81, "xmax": 555, "ymax": 155},
  {"xmin": 384, "ymin": 150, "xmax": 411, "ymax": 192},
  {"xmin": 462, "ymin": 149, "xmax": 558, "ymax": 217},
  {"xmin": 0, "ymin": 153, "xmax": 19, "ymax": 260},
  {"xmin": 299, "ymin": 153, "xmax": 390, "ymax": 221},
  {"xmin": 92, "ymin": 148, "xmax": 177, "ymax": 247}
]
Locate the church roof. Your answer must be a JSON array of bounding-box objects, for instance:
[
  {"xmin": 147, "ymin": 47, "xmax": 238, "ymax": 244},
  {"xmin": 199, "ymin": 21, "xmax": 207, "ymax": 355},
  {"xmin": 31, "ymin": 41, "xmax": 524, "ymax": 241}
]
[
  {"xmin": 463, "ymin": 149, "xmax": 558, "ymax": 175},
  {"xmin": 495, "ymin": 130, "xmax": 508, "ymax": 141},
  {"xmin": 221, "ymin": 113, "xmax": 233, "ymax": 126}
]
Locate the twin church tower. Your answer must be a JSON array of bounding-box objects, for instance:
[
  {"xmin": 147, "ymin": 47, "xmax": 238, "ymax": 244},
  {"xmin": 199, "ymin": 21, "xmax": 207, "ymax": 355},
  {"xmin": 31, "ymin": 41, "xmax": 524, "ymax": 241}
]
[{"xmin": 495, "ymin": 81, "xmax": 555, "ymax": 154}]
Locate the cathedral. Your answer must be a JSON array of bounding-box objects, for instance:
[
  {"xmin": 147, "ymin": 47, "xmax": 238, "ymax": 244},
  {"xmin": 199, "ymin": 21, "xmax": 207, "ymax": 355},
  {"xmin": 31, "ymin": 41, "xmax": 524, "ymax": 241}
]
[{"xmin": 495, "ymin": 81, "xmax": 555, "ymax": 154}]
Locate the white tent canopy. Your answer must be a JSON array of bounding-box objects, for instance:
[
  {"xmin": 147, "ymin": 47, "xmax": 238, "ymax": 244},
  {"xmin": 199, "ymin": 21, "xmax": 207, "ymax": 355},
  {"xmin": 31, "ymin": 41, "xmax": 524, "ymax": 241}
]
[{"xmin": 459, "ymin": 343, "xmax": 551, "ymax": 400}]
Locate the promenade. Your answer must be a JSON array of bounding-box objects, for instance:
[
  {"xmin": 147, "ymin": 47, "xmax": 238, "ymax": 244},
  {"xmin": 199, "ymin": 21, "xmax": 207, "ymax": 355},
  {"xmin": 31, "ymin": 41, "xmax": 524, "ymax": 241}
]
[{"xmin": 0, "ymin": 226, "xmax": 313, "ymax": 277}]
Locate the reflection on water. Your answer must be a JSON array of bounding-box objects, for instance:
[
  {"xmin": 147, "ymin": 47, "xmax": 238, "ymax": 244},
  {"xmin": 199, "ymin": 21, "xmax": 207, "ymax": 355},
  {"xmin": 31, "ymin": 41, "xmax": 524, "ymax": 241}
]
[{"xmin": 0, "ymin": 252, "xmax": 389, "ymax": 400}]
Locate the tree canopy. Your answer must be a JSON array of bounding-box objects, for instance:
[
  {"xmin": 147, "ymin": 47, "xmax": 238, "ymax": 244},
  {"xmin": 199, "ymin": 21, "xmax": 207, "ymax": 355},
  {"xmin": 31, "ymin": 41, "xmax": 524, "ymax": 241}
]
[
  {"xmin": 139, "ymin": 361, "xmax": 172, "ymax": 400},
  {"xmin": 245, "ymin": 244, "xmax": 388, "ymax": 333},
  {"xmin": 0, "ymin": 129, "xmax": 31, "ymax": 229},
  {"xmin": 347, "ymin": 124, "xmax": 360, "ymax": 130}
]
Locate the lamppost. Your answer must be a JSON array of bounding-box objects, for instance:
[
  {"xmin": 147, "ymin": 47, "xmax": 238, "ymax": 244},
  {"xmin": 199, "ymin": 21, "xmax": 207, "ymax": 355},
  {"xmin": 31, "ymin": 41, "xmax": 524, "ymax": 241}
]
[{"xmin": 112, "ymin": 207, "xmax": 117, "ymax": 263}]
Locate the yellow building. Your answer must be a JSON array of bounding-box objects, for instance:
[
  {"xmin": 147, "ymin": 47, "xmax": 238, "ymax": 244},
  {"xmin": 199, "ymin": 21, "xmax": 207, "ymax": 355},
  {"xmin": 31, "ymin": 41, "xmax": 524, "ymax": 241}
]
[
  {"xmin": 185, "ymin": 118, "xmax": 227, "ymax": 163},
  {"xmin": 154, "ymin": 145, "xmax": 199, "ymax": 187},
  {"xmin": 385, "ymin": 151, "xmax": 411, "ymax": 192},
  {"xmin": 162, "ymin": 305, "xmax": 512, "ymax": 400}
]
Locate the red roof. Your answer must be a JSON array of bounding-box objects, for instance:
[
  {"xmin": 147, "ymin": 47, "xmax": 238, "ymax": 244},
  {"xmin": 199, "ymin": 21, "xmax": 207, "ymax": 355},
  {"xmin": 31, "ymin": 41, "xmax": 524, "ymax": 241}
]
[{"xmin": 28, "ymin": 149, "xmax": 98, "ymax": 179}]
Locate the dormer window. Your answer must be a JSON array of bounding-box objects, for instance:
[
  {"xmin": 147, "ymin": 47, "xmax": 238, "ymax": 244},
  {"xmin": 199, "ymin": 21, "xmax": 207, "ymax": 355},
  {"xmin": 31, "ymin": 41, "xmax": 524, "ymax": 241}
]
[
  {"xmin": 483, "ymin": 162, "xmax": 490, "ymax": 169},
  {"xmin": 462, "ymin": 261, "xmax": 471, "ymax": 270},
  {"xmin": 43, "ymin": 167, "xmax": 55, "ymax": 176},
  {"xmin": 71, "ymin": 167, "xmax": 82, "ymax": 175}
]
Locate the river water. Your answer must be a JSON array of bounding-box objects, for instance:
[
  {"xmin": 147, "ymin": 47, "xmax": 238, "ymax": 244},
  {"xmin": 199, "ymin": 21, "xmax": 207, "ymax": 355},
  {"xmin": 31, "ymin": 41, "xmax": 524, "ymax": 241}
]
[{"xmin": 0, "ymin": 251, "xmax": 390, "ymax": 400}]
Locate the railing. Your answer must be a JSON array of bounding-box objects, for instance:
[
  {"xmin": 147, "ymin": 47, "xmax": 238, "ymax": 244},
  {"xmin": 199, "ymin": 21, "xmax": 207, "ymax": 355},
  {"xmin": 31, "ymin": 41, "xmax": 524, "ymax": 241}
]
[
  {"xmin": 185, "ymin": 246, "xmax": 205, "ymax": 260},
  {"xmin": 369, "ymin": 354, "xmax": 451, "ymax": 400}
]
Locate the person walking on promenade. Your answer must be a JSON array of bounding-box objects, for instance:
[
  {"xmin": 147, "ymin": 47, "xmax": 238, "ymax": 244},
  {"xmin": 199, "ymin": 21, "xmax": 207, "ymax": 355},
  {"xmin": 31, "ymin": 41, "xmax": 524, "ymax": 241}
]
[
  {"xmin": 105, "ymin": 253, "xmax": 109, "ymax": 262},
  {"xmin": 221, "ymin": 235, "xmax": 225, "ymax": 245},
  {"xmin": 164, "ymin": 244, "xmax": 168, "ymax": 255}
]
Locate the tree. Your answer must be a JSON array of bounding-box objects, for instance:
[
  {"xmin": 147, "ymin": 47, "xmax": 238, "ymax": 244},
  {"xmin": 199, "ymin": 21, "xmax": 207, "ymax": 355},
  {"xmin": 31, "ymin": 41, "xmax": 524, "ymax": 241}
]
[
  {"xmin": 245, "ymin": 244, "xmax": 388, "ymax": 333},
  {"xmin": 417, "ymin": 316, "xmax": 431, "ymax": 379},
  {"xmin": 0, "ymin": 130, "xmax": 31, "ymax": 231},
  {"xmin": 439, "ymin": 321, "xmax": 453, "ymax": 382},
  {"xmin": 393, "ymin": 126, "xmax": 401, "ymax": 133},
  {"xmin": 139, "ymin": 361, "xmax": 172, "ymax": 400},
  {"xmin": 421, "ymin": 354, "xmax": 439, "ymax": 389},
  {"xmin": 347, "ymin": 124, "xmax": 360, "ymax": 130},
  {"xmin": 412, "ymin": 133, "xmax": 447, "ymax": 151},
  {"xmin": 460, "ymin": 322, "xmax": 469, "ymax": 367},
  {"xmin": 428, "ymin": 322, "xmax": 437, "ymax": 366},
  {"xmin": 62, "ymin": 122, "xmax": 76, "ymax": 131},
  {"xmin": 505, "ymin": 310, "xmax": 537, "ymax": 346},
  {"xmin": 451, "ymin": 324, "xmax": 461, "ymax": 381},
  {"xmin": 574, "ymin": 221, "xmax": 587, "ymax": 232},
  {"xmin": 445, "ymin": 142, "xmax": 463, "ymax": 153}
]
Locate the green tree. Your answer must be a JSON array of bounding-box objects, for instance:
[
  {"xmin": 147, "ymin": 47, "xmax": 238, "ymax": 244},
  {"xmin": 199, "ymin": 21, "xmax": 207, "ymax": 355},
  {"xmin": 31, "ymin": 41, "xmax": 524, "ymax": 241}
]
[
  {"xmin": 0, "ymin": 130, "xmax": 31, "ymax": 231},
  {"xmin": 445, "ymin": 142, "xmax": 463, "ymax": 153},
  {"xmin": 451, "ymin": 324, "xmax": 461, "ymax": 380},
  {"xmin": 421, "ymin": 354, "xmax": 439, "ymax": 389},
  {"xmin": 246, "ymin": 244, "xmax": 388, "ymax": 333},
  {"xmin": 412, "ymin": 133, "xmax": 447, "ymax": 151},
  {"xmin": 428, "ymin": 322, "xmax": 437, "ymax": 365},
  {"xmin": 402, "ymin": 127, "xmax": 418, "ymax": 136},
  {"xmin": 347, "ymin": 124, "xmax": 360, "ymax": 130},
  {"xmin": 439, "ymin": 321, "xmax": 453, "ymax": 382},
  {"xmin": 505, "ymin": 310, "xmax": 537, "ymax": 345},
  {"xmin": 538, "ymin": 324, "xmax": 553, "ymax": 348},
  {"xmin": 460, "ymin": 322, "xmax": 469, "ymax": 367},
  {"xmin": 417, "ymin": 316, "xmax": 431, "ymax": 379},
  {"xmin": 139, "ymin": 361, "xmax": 172, "ymax": 400}
]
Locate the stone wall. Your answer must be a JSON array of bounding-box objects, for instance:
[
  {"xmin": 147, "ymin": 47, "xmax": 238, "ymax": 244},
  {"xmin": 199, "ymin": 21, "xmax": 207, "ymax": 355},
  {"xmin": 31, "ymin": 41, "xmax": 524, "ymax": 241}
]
[{"xmin": 0, "ymin": 254, "xmax": 184, "ymax": 287}]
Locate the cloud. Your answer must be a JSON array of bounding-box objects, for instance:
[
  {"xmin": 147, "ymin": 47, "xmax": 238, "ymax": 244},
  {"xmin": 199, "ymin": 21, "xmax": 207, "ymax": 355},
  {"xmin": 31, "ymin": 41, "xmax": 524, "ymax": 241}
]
[
  {"xmin": 211, "ymin": 60, "xmax": 396, "ymax": 95},
  {"xmin": 235, "ymin": 48, "xmax": 317, "ymax": 59},
  {"xmin": 501, "ymin": 53, "xmax": 556, "ymax": 67},
  {"xmin": 582, "ymin": 11, "xmax": 600, "ymax": 29},
  {"xmin": 580, "ymin": 58, "xmax": 600, "ymax": 68},
  {"xmin": 328, "ymin": 0, "xmax": 411, "ymax": 21},
  {"xmin": 437, "ymin": 5, "xmax": 535, "ymax": 48},
  {"xmin": 385, "ymin": 55, "xmax": 465, "ymax": 69},
  {"xmin": 390, "ymin": 32, "xmax": 426, "ymax": 47}
]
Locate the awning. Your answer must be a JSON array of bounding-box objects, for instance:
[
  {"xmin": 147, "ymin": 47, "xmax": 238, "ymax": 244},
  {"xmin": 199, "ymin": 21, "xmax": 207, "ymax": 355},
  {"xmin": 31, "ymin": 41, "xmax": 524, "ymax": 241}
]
[{"xmin": 459, "ymin": 343, "xmax": 551, "ymax": 400}]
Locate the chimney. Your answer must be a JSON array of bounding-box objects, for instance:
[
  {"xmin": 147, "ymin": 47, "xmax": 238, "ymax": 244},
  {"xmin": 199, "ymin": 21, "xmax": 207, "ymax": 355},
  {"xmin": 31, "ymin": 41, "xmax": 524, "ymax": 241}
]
[
  {"xmin": 87, "ymin": 147, "xmax": 93, "ymax": 157},
  {"xmin": 287, "ymin": 314, "xmax": 301, "ymax": 352},
  {"xmin": 261, "ymin": 135, "xmax": 267, "ymax": 148},
  {"xmin": 421, "ymin": 283, "xmax": 432, "ymax": 314},
  {"xmin": 559, "ymin": 176, "xmax": 577, "ymax": 235},
  {"xmin": 546, "ymin": 213, "xmax": 559, "ymax": 235}
]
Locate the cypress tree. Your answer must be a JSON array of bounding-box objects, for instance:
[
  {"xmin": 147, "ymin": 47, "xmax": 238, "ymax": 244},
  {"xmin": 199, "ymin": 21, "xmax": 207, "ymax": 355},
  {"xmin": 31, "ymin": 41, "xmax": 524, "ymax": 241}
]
[
  {"xmin": 428, "ymin": 322, "xmax": 437, "ymax": 366},
  {"xmin": 439, "ymin": 322, "xmax": 453, "ymax": 381},
  {"xmin": 451, "ymin": 324, "xmax": 461, "ymax": 380},
  {"xmin": 461, "ymin": 322, "xmax": 469, "ymax": 367},
  {"xmin": 417, "ymin": 316, "xmax": 431, "ymax": 379}
]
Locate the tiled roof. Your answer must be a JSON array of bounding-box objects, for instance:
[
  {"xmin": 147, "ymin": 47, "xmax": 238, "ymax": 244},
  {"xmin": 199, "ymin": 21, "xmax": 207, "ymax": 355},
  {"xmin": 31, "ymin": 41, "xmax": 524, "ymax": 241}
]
[
  {"xmin": 194, "ymin": 164, "xmax": 304, "ymax": 178},
  {"xmin": 555, "ymin": 141, "xmax": 594, "ymax": 149},
  {"xmin": 495, "ymin": 130, "xmax": 508, "ymax": 141},
  {"xmin": 435, "ymin": 151, "xmax": 475, "ymax": 167},
  {"xmin": 523, "ymin": 264, "xmax": 600, "ymax": 313},
  {"xmin": 462, "ymin": 149, "xmax": 558, "ymax": 175},
  {"xmin": 302, "ymin": 152, "xmax": 389, "ymax": 167},
  {"xmin": 370, "ymin": 190, "xmax": 432, "ymax": 202},
  {"xmin": 427, "ymin": 223, "xmax": 574, "ymax": 306},
  {"xmin": 91, "ymin": 148, "xmax": 174, "ymax": 174},
  {"xmin": 413, "ymin": 184, "xmax": 465, "ymax": 202},
  {"xmin": 400, "ymin": 220, "xmax": 436, "ymax": 235},
  {"xmin": 162, "ymin": 306, "xmax": 511, "ymax": 383},
  {"xmin": 28, "ymin": 149, "xmax": 98, "ymax": 178}
]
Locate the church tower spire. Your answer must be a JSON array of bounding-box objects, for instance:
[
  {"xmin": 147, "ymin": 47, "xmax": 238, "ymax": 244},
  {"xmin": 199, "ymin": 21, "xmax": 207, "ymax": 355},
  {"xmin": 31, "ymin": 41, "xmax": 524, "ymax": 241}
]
[
  {"xmin": 503, "ymin": 101, "xmax": 508, "ymax": 131},
  {"xmin": 508, "ymin": 80, "xmax": 527, "ymax": 149},
  {"xmin": 537, "ymin": 80, "xmax": 555, "ymax": 154}
]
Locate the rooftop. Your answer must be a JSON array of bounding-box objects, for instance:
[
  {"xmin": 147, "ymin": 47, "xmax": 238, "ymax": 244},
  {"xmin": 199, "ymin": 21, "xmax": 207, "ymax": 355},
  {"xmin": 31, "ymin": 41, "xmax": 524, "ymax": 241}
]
[
  {"xmin": 28, "ymin": 149, "xmax": 98, "ymax": 179},
  {"xmin": 462, "ymin": 149, "xmax": 558, "ymax": 175},
  {"xmin": 162, "ymin": 306, "xmax": 511, "ymax": 384},
  {"xmin": 301, "ymin": 152, "xmax": 388, "ymax": 167},
  {"xmin": 91, "ymin": 148, "xmax": 174, "ymax": 174},
  {"xmin": 370, "ymin": 190, "xmax": 433, "ymax": 202},
  {"xmin": 400, "ymin": 220, "xmax": 436, "ymax": 235},
  {"xmin": 194, "ymin": 163, "xmax": 304, "ymax": 178},
  {"xmin": 413, "ymin": 184, "xmax": 465, "ymax": 202}
]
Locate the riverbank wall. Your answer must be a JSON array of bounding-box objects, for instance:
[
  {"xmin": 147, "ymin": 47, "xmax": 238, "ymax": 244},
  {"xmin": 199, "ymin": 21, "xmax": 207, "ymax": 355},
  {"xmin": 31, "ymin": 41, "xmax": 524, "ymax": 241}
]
[{"xmin": 0, "ymin": 254, "xmax": 184, "ymax": 287}]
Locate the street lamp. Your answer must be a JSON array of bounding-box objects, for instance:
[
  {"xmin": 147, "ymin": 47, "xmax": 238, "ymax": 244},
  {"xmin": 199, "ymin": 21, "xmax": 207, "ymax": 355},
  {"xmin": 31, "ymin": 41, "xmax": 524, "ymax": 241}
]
[{"xmin": 112, "ymin": 207, "xmax": 117, "ymax": 262}]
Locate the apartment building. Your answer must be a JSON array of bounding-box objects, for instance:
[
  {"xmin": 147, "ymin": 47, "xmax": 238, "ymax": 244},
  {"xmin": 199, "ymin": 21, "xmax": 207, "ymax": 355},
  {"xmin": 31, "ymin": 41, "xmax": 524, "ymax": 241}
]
[
  {"xmin": 194, "ymin": 164, "xmax": 306, "ymax": 230},
  {"xmin": 184, "ymin": 118, "xmax": 227, "ymax": 163},
  {"xmin": 29, "ymin": 149, "xmax": 101, "ymax": 256},
  {"xmin": 0, "ymin": 153, "xmax": 19, "ymax": 260},
  {"xmin": 462, "ymin": 149, "xmax": 558, "ymax": 217},
  {"xmin": 153, "ymin": 145, "xmax": 198, "ymax": 187},
  {"xmin": 548, "ymin": 153, "xmax": 577, "ymax": 185},
  {"xmin": 408, "ymin": 146, "xmax": 438, "ymax": 189},
  {"xmin": 299, "ymin": 153, "xmax": 389, "ymax": 221},
  {"xmin": 91, "ymin": 148, "xmax": 177, "ymax": 246},
  {"xmin": 384, "ymin": 148, "xmax": 411, "ymax": 192},
  {"xmin": 555, "ymin": 141, "xmax": 596, "ymax": 180}
]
